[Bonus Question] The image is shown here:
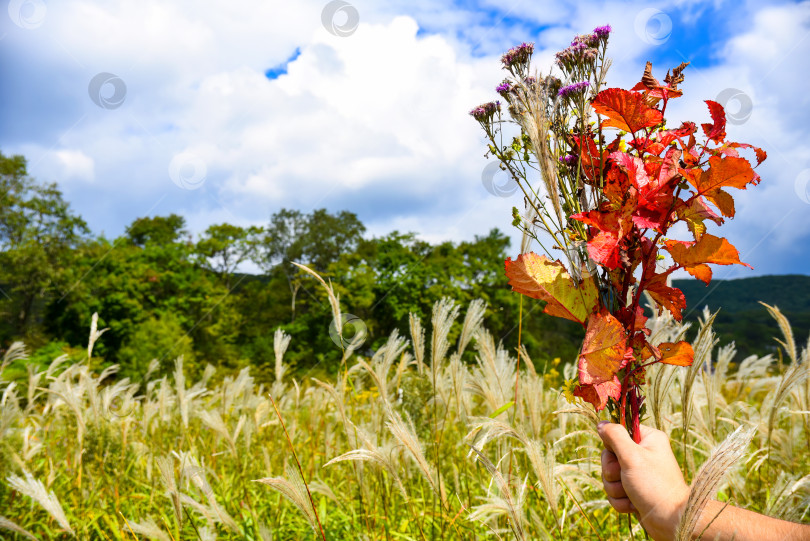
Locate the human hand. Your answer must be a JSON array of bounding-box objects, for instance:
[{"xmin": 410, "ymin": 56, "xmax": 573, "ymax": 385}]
[{"xmin": 598, "ymin": 422, "xmax": 690, "ymax": 541}]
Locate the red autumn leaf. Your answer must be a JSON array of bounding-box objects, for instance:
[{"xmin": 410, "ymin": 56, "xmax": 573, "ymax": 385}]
[
  {"xmin": 664, "ymin": 234, "xmax": 752, "ymax": 285},
  {"xmin": 504, "ymin": 253, "xmax": 598, "ymax": 326},
  {"xmin": 653, "ymin": 147, "xmax": 682, "ymax": 190},
  {"xmin": 632, "ymin": 202, "xmax": 671, "ymax": 231},
  {"xmin": 616, "ymin": 304, "xmax": 649, "ymax": 333},
  {"xmin": 631, "ymin": 122, "xmax": 696, "ymax": 156},
  {"xmin": 574, "ymin": 135, "xmax": 606, "ymax": 182},
  {"xmin": 574, "ymin": 378, "xmax": 621, "ymax": 411},
  {"xmin": 727, "ymin": 142, "xmax": 767, "ymax": 166},
  {"xmin": 626, "ymin": 148, "xmax": 682, "ymax": 232},
  {"xmin": 593, "ymin": 88, "xmax": 664, "ymax": 134},
  {"xmin": 610, "ymin": 151, "xmax": 650, "ymax": 189},
  {"xmin": 588, "ymin": 231, "xmax": 622, "ymax": 269},
  {"xmin": 578, "ymin": 309, "xmax": 629, "ymax": 385},
  {"xmin": 644, "ymin": 270, "xmax": 687, "ymax": 321},
  {"xmin": 571, "ymin": 207, "xmax": 633, "ymax": 270},
  {"xmin": 701, "ymin": 100, "xmax": 726, "ymax": 143},
  {"xmin": 603, "ymin": 164, "xmax": 631, "ymax": 207},
  {"xmin": 659, "ymin": 122, "xmax": 698, "ymax": 147},
  {"xmin": 658, "ymin": 341, "xmax": 694, "ymax": 366}
]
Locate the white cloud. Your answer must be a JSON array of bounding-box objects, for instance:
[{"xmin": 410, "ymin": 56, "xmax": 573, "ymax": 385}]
[
  {"xmin": 33, "ymin": 149, "xmax": 95, "ymax": 184},
  {"xmin": 2, "ymin": 0, "xmax": 807, "ymax": 275}
]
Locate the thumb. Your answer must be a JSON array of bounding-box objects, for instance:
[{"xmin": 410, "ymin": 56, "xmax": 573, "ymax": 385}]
[{"xmin": 597, "ymin": 421, "xmax": 638, "ymax": 466}]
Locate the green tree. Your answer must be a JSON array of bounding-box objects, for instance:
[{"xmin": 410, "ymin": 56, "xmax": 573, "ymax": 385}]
[
  {"xmin": 0, "ymin": 151, "xmax": 89, "ymax": 342},
  {"xmin": 259, "ymin": 208, "xmax": 366, "ymax": 320},
  {"xmin": 196, "ymin": 223, "xmax": 262, "ymax": 288},
  {"xmin": 126, "ymin": 214, "xmax": 187, "ymax": 247},
  {"xmin": 117, "ymin": 312, "xmax": 196, "ymax": 381},
  {"xmin": 47, "ymin": 216, "xmax": 242, "ymax": 376}
]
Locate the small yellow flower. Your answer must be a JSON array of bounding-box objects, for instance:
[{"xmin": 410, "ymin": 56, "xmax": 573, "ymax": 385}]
[{"xmin": 562, "ymin": 378, "xmax": 579, "ymax": 404}]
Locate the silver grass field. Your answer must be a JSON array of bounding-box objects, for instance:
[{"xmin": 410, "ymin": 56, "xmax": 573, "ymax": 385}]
[{"xmin": 0, "ymin": 288, "xmax": 809, "ymax": 540}]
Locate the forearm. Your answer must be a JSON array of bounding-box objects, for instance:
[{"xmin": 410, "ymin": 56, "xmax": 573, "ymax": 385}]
[{"xmin": 687, "ymin": 500, "xmax": 810, "ymax": 541}]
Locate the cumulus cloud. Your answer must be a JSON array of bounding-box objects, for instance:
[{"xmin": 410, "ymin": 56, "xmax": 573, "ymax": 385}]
[
  {"xmin": 53, "ymin": 149, "xmax": 95, "ymax": 182},
  {"xmin": 0, "ymin": 0, "xmax": 806, "ymax": 275}
]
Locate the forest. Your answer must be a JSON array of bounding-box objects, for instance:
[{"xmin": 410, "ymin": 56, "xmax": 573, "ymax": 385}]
[{"xmin": 0, "ymin": 150, "xmax": 587, "ymax": 383}]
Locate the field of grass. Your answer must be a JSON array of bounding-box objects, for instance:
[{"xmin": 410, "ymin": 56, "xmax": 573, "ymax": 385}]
[{"xmin": 1, "ymin": 294, "xmax": 809, "ymax": 540}]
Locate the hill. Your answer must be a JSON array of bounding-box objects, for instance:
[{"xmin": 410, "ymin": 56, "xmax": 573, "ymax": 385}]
[{"xmin": 673, "ymin": 274, "xmax": 810, "ymax": 361}]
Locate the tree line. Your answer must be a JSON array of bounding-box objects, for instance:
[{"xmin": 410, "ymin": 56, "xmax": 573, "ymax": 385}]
[{"xmin": 0, "ymin": 151, "xmax": 583, "ymax": 381}]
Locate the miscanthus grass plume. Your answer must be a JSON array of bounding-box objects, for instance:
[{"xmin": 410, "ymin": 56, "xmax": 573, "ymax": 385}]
[{"xmin": 0, "ymin": 289, "xmax": 808, "ymax": 539}]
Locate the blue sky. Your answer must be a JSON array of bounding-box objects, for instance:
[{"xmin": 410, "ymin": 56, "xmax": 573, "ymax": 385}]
[{"xmin": 1, "ymin": 0, "xmax": 809, "ymax": 278}]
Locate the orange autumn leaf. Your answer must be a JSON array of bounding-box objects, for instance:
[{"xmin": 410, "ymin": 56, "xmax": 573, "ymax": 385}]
[
  {"xmin": 689, "ymin": 156, "xmax": 757, "ymax": 218},
  {"xmin": 658, "ymin": 341, "xmax": 694, "ymax": 366},
  {"xmin": 664, "ymin": 234, "xmax": 752, "ymax": 285},
  {"xmin": 577, "ymin": 309, "xmax": 628, "ymax": 385},
  {"xmin": 592, "ymin": 88, "xmax": 664, "ymax": 134},
  {"xmin": 707, "ymin": 188, "xmax": 736, "ymax": 218},
  {"xmin": 644, "ymin": 271, "xmax": 686, "ymax": 321},
  {"xmin": 697, "ymin": 156, "xmax": 756, "ymax": 190},
  {"xmin": 676, "ymin": 196, "xmax": 724, "ymax": 240},
  {"xmin": 504, "ymin": 252, "xmax": 598, "ymax": 326}
]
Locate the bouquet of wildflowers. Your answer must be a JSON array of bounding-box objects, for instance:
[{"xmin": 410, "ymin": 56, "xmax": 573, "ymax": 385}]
[{"xmin": 471, "ymin": 26, "xmax": 766, "ymax": 442}]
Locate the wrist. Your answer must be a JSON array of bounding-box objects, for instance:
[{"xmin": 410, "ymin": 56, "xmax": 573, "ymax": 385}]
[{"xmin": 649, "ymin": 484, "xmax": 690, "ymax": 541}]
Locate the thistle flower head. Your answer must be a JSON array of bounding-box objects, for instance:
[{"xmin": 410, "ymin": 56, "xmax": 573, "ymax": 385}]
[
  {"xmin": 593, "ymin": 25, "xmax": 612, "ymax": 40},
  {"xmin": 558, "ymin": 154, "xmax": 577, "ymax": 166},
  {"xmin": 557, "ymin": 80, "xmax": 590, "ymax": 98},
  {"xmin": 571, "ymin": 33, "xmax": 599, "ymax": 49},
  {"xmin": 501, "ymin": 42, "xmax": 534, "ymax": 71},
  {"xmin": 555, "ymin": 38, "xmax": 598, "ymax": 71},
  {"xmin": 469, "ymin": 101, "xmax": 501, "ymax": 123},
  {"xmin": 495, "ymin": 81, "xmax": 513, "ymax": 98}
]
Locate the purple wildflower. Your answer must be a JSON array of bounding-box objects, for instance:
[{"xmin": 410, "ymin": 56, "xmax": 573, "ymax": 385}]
[
  {"xmin": 593, "ymin": 25, "xmax": 612, "ymax": 39},
  {"xmin": 469, "ymin": 101, "xmax": 501, "ymax": 122},
  {"xmin": 557, "ymin": 80, "xmax": 590, "ymax": 98},
  {"xmin": 555, "ymin": 41, "xmax": 597, "ymax": 71},
  {"xmin": 495, "ymin": 81, "xmax": 513, "ymax": 98},
  {"xmin": 501, "ymin": 42, "xmax": 534, "ymax": 70},
  {"xmin": 559, "ymin": 154, "xmax": 577, "ymax": 166}
]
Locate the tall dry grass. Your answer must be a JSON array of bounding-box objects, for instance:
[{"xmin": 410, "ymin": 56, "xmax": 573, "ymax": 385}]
[{"xmin": 0, "ymin": 285, "xmax": 808, "ymax": 539}]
